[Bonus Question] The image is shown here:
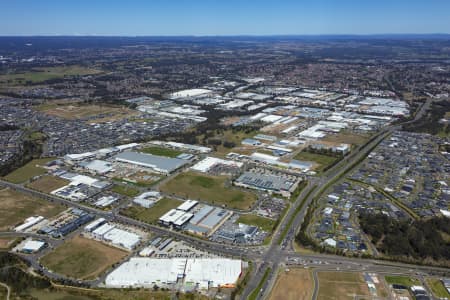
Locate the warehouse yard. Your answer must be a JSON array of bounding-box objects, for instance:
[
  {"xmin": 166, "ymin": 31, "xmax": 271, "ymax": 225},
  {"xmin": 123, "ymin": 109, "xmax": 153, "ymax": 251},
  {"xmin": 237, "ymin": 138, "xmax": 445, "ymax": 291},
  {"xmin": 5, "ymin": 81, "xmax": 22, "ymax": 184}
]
[
  {"xmin": 160, "ymin": 171, "xmax": 257, "ymax": 210},
  {"xmin": 0, "ymin": 187, "xmax": 64, "ymax": 230},
  {"xmin": 40, "ymin": 235, "xmax": 128, "ymax": 280}
]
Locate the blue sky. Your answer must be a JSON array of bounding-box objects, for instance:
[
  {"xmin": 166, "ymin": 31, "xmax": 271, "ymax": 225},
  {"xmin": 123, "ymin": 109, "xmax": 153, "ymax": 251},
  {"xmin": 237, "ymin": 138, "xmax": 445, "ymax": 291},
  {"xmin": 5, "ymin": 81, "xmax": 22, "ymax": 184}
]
[{"xmin": 1, "ymin": 0, "xmax": 449, "ymax": 35}]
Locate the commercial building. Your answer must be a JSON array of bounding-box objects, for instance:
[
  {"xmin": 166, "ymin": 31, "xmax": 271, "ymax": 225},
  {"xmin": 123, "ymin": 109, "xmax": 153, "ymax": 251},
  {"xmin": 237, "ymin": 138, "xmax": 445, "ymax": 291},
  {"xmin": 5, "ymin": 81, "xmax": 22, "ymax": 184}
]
[
  {"xmin": 115, "ymin": 151, "xmax": 188, "ymax": 174},
  {"xmin": 185, "ymin": 206, "xmax": 233, "ymax": 236},
  {"xmin": 105, "ymin": 258, "xmax": 242, "ymax": 289},
  {"xmin": 16, "ymin": 239, "xmax": 46, "ymax": 253}
]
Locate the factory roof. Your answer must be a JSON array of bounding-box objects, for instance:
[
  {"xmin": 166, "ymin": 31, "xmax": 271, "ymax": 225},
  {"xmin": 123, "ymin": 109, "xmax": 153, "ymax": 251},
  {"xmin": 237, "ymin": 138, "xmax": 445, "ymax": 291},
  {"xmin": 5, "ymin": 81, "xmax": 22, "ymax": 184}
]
[
  {"xmin": 115, "ymin": 151, "xmax": 187, "ymax": 173},
  {"xmin": 177, "ymin": 200, "xmax": 199, "ymax": 212},
  {"xmin": 235, "ymin": 172, "xmax": 296, "ymax": 192}
]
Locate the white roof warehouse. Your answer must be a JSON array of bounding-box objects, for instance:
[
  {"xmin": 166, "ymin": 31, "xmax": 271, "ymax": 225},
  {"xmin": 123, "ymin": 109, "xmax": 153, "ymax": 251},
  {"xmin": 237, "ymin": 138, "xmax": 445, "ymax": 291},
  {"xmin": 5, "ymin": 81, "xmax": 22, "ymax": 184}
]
[
  {"xmin": 105, "ymin": 257, "xmax": 242, "ymax": 289},
  {"xmin": 115, "ymin": 151, "xmax": 188, "ymax": 174}
]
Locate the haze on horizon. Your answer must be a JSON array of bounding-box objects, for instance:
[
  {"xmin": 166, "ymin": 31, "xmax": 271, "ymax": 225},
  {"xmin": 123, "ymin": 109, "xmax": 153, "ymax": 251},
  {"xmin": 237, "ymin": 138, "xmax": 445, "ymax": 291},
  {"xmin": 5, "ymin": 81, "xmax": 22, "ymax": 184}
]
[{"xmin": 1, "ymin": 0, "xmax": 450, "ymax": 36}]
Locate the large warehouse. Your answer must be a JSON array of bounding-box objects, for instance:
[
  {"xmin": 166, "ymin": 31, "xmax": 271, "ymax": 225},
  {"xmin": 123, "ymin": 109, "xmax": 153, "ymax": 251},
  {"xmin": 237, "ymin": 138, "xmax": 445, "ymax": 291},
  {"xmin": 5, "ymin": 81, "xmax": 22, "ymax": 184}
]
[
  {"xmin": 105, "ymin": 258, "xmax": 242, "ymax": 289},
  {"xmin": 115, "ymin": 151, "xmax": 188, "ymax": 174}
]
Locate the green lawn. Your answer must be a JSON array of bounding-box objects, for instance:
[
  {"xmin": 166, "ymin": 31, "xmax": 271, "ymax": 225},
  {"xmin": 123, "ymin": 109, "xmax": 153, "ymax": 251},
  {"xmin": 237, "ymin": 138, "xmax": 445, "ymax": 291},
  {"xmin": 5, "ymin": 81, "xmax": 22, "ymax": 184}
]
[
  {"xmin": 0, "ymin": 65, "xmax": 101, "ymax": 85},
  {"xmin": 385, "ymin": 275, "xmax": 420, "ymax": 287},
  {"xmin": 111, "ymin": 184, "xmax": 140, "ymax": 197},
  {"xmin": 121, "ymin": 198, "xmax": 182, "ymax": 224},
  {"xmin": 140, "ymin": 146, "xmax": 183, "ymax": 158},
  {"xmin": 294, "ymin": 151, "xmax": 339, "ymax": 172},
  {"xmin": 160, "ymin": 171, "xmax": 257, "ymax": 210},
  {"xmin": 237, "ymin": 214, "xmax": 276, "ymax": 232},
  {"xmin": 426, "ymin": 278, "xmax": 450, "ymax": 298},
  {"xmin": 3, "ymin": 158, "xmax": 54, "ymax": 183}
]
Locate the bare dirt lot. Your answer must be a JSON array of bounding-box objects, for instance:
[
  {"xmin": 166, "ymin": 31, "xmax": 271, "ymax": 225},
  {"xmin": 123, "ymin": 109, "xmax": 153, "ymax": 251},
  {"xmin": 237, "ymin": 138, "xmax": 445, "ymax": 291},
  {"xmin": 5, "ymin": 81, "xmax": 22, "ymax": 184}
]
[
  {"xmin": 317, "ymin": 271, "xmax": 371, "ymax": 300},
  {"xmin": 269, "ymin": 268, "xmax": 313, "ymax": 300},
  {"xmin": 0, "ymin": 187, "xmax": 64, "ymax": 230}
]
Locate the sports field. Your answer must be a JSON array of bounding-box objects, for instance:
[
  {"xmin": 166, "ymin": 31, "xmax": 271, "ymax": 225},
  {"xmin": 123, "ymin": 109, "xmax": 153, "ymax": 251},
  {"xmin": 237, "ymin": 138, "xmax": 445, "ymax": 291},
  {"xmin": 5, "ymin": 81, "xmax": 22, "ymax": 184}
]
[
  {"xmin": 0, "ymin": 65, "xmax": 101, "ymax": 85},
  {"xmin": 3, "ymin": 158, "xmax": 54, "ymax": 183},
  {"xmin": 160, "ymin": 171, "xmax": 257, "ymax": 210},
  {"xmin": 121, "ymin": 198, "xmax": 182, "ymax": 224},
  {"xmin": 0, "ymin": 187, "xmax": 64, "ymax": 230},
  {"xmin": 26, "ymin": 175, "xmax": 69, "ymax": 193},
  {"xmin": 37, "ymin": 103, "xmax": 138, "ymax": 122},
  {"xmin": 317, "ymin": 272, "xmax": 370, "ymax": 300},
  {"xmin": 269, "ymin": 268, "xmax": 313, "ymax": 300},
  {"xmin": 40, "ymin": 235, "xmax": 128, "ymax": 280}
]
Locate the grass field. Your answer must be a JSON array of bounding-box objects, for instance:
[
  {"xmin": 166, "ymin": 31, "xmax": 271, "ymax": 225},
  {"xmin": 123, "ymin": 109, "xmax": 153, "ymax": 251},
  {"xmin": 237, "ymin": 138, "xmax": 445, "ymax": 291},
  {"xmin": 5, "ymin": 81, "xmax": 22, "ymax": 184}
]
[
  {"xmin": 237, "ymin": 214, "xmax": 276, "ymax": 232},
  {"xmin": 322, "ymin": 131, "xmax": 370, "ymax": 146},
  {"xmin": 29, "ymin": 287, "xmax": 209, "ymax": 300},
  {"xmin": 26, "ymin": 175, "xmax": 69, "ymax": 193},
  {"xmin": 0, "ymin": 65, "xmax": 101, "ymax": 85},
  {"xmin": 426, "ymin": 278, "xmax": 450, "ymax": 298},
  {"xmin": 0, "ymin": 187, "xmax": 64, "ymax": 230},
  {"xmin": 37, "ymin": 103, "xmax": 137, "ymax": 122},
  {"xmin": 40, "ymin": 235, "xmax": 128, "ymax": 280},
  {"xmin": 160, "ymin": 171, "xmax": 257, "ymax": 210},
  {"xmin": 269, "ymin": 268, "xmax": 313, "ymax": 300},
  {"xmin": 294, "ymin": 151, "xmax": 339, "ymax": 172},
  {"xmin": 140, "ymin": 146, "xmax": 183, "ymax": 158},
  {"xmin": 384, "ymin": 275, "xmax": 420, "ymax": 287},
  {"xmin": 317, "ymin": 272, "xmax": 370, "ymax": 300},
  {"xmin": 3, "ymin": 158, "xmax": 54, "ymax": 183},
  {"xmin": 111, "ymin": 184, "xmax": 140, "ymax": 197},
  {"xmin": 121, "ymin": 198, "xmax": 182, "ymax": 224}
]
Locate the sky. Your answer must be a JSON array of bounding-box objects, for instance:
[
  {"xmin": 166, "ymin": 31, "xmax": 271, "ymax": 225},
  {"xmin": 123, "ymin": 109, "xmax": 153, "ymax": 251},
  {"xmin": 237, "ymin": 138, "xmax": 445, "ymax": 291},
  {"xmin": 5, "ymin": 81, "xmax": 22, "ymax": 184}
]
[{"xmin": 1, "ymin": 0, "xmax": 450, "ymax": 36}]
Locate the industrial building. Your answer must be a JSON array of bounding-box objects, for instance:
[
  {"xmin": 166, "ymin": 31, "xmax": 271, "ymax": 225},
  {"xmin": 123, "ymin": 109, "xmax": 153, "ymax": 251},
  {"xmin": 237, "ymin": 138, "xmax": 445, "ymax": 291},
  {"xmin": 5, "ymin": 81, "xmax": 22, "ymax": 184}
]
[
  {"xmin": 15, "ymin": 239, "xmax": 46, "ymax": 253},
  {"xmin": 115, "ymin": 151, "xmax": 188, "ymax": 174},
  {"xmin": 90, "ymin": 222, "xmax": 142, "ymax": 250},
  {"xmin": 105, "ymin": 258, "xmax": 242, "ymax": 289},
  {"xmin": 159, "ymin": 209, "xmax": 193, "ymax": 228},
  {"xmin": 185, "ymin": 206, "xmax": 233, "ymax": 237},
  {"xmin": 191, "ymin": 156, "xmax": 242, "ymax": 173},
  {"xmin": 235, "ymin": 171, "xmax": 299, "ymax": 197}
]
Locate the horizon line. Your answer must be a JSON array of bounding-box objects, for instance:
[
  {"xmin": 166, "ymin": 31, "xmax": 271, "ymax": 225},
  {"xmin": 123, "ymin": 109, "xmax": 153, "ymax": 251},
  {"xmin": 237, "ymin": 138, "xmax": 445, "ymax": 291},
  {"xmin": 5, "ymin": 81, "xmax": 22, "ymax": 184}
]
[{"xmin": 0, "ymin": 33, "xmax": 450, "ymax": 38}]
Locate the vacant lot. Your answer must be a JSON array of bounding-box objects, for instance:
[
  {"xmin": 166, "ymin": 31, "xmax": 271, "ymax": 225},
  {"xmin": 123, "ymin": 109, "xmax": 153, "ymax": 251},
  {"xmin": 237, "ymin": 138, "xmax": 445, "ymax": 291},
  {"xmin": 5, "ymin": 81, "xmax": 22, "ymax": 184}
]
[
  {"xmin": 197, "ymin": 128, "xmax": 259, "ymax": 155},
  {"xmin": 294, "ymin": 151, "xmax": 339, "ymax": 172},
  {"xmin": 322, "ymin": 131, "xmax": 370, "ymax": 146},
  {"xmin": 237, "ymin": 214, "xmax": 276, "ymax": 232},
  {"xmin": 111, "ymin": 184, "xmax": 140, "ymax": 197},
  {"xmin": 317, "ymin": 272, "xmax": 370, "ymax": 300},
  {"xmin": 37, "ymin": 103, "xmax": 137, "ymax": 122},
  {"xmin": 0, "ymin": 237, "xmax": 15, "ymax": 249},
  {"xmin": 140, "ymin": 146, "xmax": 183, "ymax": 158},
  {"xmin": 426, "ymin": 278, "xmax": 450, "ymax": 298},
  {"xmin": 26, "ymin": 175, "xmax": 69, "ymax": 193},
  {"xmin": 160, "ymin": 171, "xmax": 257, "ymax": 210},
  {"xmin": 3, "ymin": 158, "xmax": 54, "ymax": 183},
  {"xmin": 0, "ymin": 188, "xmax": 64, "ymax": 230},
  {"xmin": 0, "ymin": 65, "xmax": 101, "ymax": 85},
  {"xmin": 0, "ymin": 187, "xmax": 64, "ymax": 230},
  {"xmin": 385, "ymin": 275, "xmax": 420, "ymax": 287},
  {"xmin": 269, "ymin": 268, "xmax": 313, "ymax": 300},
  {"xmin": 40, "ymin": 235, "xmax": 128, "ymax": 280},
  {"xmin": 121, "ymin": 198, "xmax": 182, "ymax": 224}
]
